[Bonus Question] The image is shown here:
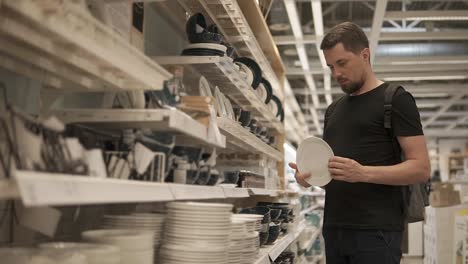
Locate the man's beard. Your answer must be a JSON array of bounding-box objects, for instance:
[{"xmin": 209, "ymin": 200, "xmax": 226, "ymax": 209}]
[{"xmin": 340, "ymin": 79, "xmax": 364, "ymax": 95}]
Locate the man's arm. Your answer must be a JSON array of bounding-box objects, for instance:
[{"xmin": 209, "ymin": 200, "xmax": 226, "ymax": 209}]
[{"xmin": 328, "ymin": 135, "xmax": 431, "ymax": 185}]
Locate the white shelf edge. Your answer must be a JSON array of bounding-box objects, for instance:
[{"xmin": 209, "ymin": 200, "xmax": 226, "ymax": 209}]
[
  {"xmin": 222, "ymin": 187, "xmax": 250, "ymax": 198},
  {"xmin": 6, "ymin": 171, "xmax": 284, "ymax": 206},
  {"xmin": 300, "ymin": 191, "xmax": 326, "ymax": 197},
  {"xmin": 218, "ymin": 117, "xmax": 283, "ymax": 161},
  {"xmin": 1, "ymin": 1, "xmax": 171, "ymax": 92},
  {"xmin": 249, "ymin": 188, "xmax": 278, "ymax": 197},
  {"xmin": 50, "ymin": 108, "xmax": 225, "ymax": 148}
]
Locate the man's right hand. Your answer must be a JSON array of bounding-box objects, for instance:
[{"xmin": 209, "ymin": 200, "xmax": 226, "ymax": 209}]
[{"xmin": 288, "ymin": 162, "xmax": 312, "ymax": 188}]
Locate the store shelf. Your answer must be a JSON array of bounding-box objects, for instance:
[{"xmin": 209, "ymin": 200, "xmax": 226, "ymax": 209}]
[
  {"xmin": 177, "ymin": 0, "xmax": 283, "ymax": 98},
  {"xmin": 300, "ymin": 191, "xmax": 326, "ymax": 197},
  {"xmin": 8, "ymin": 171, "xmax": 282, "ymax": 206},
  {"xmin": 153, "ymin": 56, "xmax": 283, "ymax": 132},
  {"xmin": 249, "ymin": 188, "xmax": 278, "ymax": 197},
  {"xmin": 51, "ymin": 108, "xmax": 226, "ymax": 148},
  {"xmin": 254, "ymin": 221, "xmax": 307, "ymax": 263},
  {"xmin": 222, "ymin": 186, "xmax": 250, "ymax": 198},
  {"xmin": 302, "ymin": 228, "xmax": 322, "ymax": 251},
  {"xmin": 300, "ymin": 204, "xmax": 321, "ymax": 216},
  {"xmin": 0, "ymin": 0, "xmax": 171, "ymax": 92},
  {"xmin": 449, "ymin": 179, "xmax": 468, "ymax": 184},
  {"xmin": 217, "ymin": 117, "xmax": 283, "ymax": 161}
]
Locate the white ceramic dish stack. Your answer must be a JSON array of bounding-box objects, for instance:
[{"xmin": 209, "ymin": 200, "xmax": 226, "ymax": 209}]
[
  {"xmin": 82, "ymin": 229, "xmax": 154, "ymax": 264},
  {"xmin": 231, "ymin": 214, "xmax": 263, "ymax": 232},
  {"xmin": 160, "ymin": 202, "xmax": 233, "ymax": 264},
  {"xmin": 0, "ymin": 247, "xmax": 87, "ymax": 264},
  {"xmin": 228, "ymin": 219, "xmax": 260, "ymax": 264},
  {"xmin": 39, "ymin": 243, "xmax": 120, "ymax": 264}
]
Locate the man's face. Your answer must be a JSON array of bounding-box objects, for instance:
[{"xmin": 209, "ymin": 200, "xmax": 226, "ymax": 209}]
[{"xmin": 323, "ymin": 43, "xmax": 369, "ymax": 95}]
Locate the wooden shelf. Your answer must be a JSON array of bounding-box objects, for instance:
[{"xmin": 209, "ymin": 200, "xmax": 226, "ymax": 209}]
[
  {"xmin": 153, "ymin": 56, "xmax": 284, "ymax": 132},
  {"xmin": 51, "ymin": 108, "xmax": 226, "ymax": 148},
  {"xmin": 8, "ymin": 171, "xmax": 282, "ymax": 206},
  {"xmin": 177, "ymin": 0, "xmax": 283, "ymax": 98},
  {"xmin": 0, "ymin": 0, "xmax": 171, "ymax": 92},
  {"xmin": 217, "ymin": 117, "xmax": 283, "ymax": 161}
]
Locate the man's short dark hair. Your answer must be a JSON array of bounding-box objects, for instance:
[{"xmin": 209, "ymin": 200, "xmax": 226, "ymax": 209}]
[{"xmin": 320, "ymin": 22, "xmax": 369, "ymax": 54}]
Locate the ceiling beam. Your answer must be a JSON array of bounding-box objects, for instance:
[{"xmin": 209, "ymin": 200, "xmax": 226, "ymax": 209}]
[
  {"xmin": 446, "ymin": 116, "xmax": 468, "ymax": 130},
  {"xmin": 286, "ymin": 64, "xmax": 468, "ymax": 75},
  {"xmin": 369, "ymin": 0, "xmax": 388, "ymax": 64},
  {"xmin": 284, "ymin": 0, "xmax": 322, "ymax": 134},
  {"xmin": 385, "ymin": 10, "xmax": 468, "ymax": 21},
  {"xmin": 274, "ymin": 31, "xmax": 468, "ymax": 45},
  {"xmin": 424, "ymin": 129, "xmax": 468, "ymax": 138},
  {"xmin": 292, "ymin": 84, "xmax": 468, "ymax": 95},
  {"xmin": 422, "ymin": 94, "xmax": 465, "ymax": 128}
]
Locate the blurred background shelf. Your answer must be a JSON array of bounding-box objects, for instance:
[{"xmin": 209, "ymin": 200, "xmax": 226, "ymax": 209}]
[
  {"xmin": 0, "ymin": 1, "xmax": 171, "ymax": 92},
  {"xmin": 51, "ymin": 108, "xmax": 226, "ymax": 148},
  {"xmin": 154, "ymin": 56, "xmax": 283, "ymax": 132},
  {"xmin": 217, "ymin": 117, "xmax": 283, "ymax": 161}
]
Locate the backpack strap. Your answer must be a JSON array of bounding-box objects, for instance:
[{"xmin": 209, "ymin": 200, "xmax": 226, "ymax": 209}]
[{"xmin": 384, "ymin": 83, "xmax": 403, "ymax": 160}]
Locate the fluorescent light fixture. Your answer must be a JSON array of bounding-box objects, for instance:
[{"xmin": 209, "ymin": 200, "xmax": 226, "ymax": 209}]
[
  {"xmin": 383, "ymin": 75, "xmax": 468, "ymax": 81},
  {"xmin": 296, "ymin": 44, "xmax": 310, "ymax": 71}
]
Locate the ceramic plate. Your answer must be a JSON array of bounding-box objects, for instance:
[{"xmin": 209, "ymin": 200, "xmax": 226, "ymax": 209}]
[{"xmin": 296, "ymin": 136, "xmax": 334, "ymax": 186}]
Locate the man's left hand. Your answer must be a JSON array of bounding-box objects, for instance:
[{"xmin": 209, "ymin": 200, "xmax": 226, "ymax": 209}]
[{"xmin": 328, "ymin": 156, "xmax": 368, "ymax": 183}]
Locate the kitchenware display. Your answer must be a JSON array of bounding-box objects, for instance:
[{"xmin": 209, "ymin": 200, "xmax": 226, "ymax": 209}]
[
  {"xmin": 270, "ymin": 95, "xmax": 284, "ymax": 122},
  {"xmin": 181, "ymin": 43, "xmax": 227, "ymax": 57},
  {"xmin": 258, "ymin": 78, "xmax": 273, "ymax": 104},
  {"xmin": 198, "ymin": 76, "xmax": 213, "ymax": 97},
  {"xmin": 39, "ymin": 243, "xmax": 120, "ymax": 264},
  {"xmin": 238, "ymin": 110, "xmax": 252, "ymax": 127},
  {"xmin": 233, "ymin": 57, "xmax": 262, "ymax": 89},
  {"xmin": 160, "ymin": 202, "xmax": 233, "ymax": 264},
  {"xmin": 82, "ymin": 229, "xmax": 155, "ymax": 264},
  {"xmin": 296, "ymin": 136, "xmax": 334, "ymax": 186},
  {"xmin": 228, "ymin": 219, "xmax": 259, "ymax": 264},
  {"xmin": 185, "ymin": 13, "xmax": 224, "ymax": 44}
]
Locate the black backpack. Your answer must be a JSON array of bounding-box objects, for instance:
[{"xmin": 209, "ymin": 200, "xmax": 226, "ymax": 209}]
[{"xmin": 324, "ymin": 83, "xmax": 429, "ymax": 223}]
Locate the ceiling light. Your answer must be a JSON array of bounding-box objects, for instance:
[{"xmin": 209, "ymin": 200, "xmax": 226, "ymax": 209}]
[{"xmin": 412, "ymin": 93, "xmax": 449, "ymax": 98}]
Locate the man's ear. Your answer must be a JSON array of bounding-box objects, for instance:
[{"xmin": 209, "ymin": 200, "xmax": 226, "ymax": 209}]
[{"xmin": 361, "ymin": 48, "xmax": 370, "ymax": 63}]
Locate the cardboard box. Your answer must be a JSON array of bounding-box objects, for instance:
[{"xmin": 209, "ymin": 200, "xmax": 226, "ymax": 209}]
[
  {"xmin": 424, "ymin": 205, "xmax": 468, "ymax": 264},
  {"xmin": 453, "ymin": 209, "xmax": 468, "ymax": 264},
  {"xmin": 430, "ymin": 183, "xmax": 461, "ymax": 207}
]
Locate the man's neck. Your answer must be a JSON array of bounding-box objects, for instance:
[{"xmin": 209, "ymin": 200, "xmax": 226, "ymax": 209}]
[{"xmin": 351, "ymin": 72, "xmax": 383, "ymax": 96}]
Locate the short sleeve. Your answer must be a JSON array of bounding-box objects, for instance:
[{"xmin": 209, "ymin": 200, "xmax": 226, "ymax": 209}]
[{"xmin": 391, "ymin": 90, "xmax": 424, "ymax": 137}]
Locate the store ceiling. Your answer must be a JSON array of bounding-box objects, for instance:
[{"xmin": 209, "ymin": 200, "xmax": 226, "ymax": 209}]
[{"xmin": 263, "ymin": 0, "xmax": 468, "ymax": 140}]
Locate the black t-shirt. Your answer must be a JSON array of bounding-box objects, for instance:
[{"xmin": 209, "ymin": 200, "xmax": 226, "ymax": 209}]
[{"xmin": 322, "ymin": 83, "xmax": 423, "ymax": 231}]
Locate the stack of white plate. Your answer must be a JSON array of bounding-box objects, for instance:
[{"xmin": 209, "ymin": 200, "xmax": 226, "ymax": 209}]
[
  {"xmin": 82, "ymin": 229, "xmax": 154, "ymax": 264},
  {"xmin": 0, "ymin": 247, "xmax": 88, "ymax": 264},
  {"xmin": 39, "ymin": 243, "xmax": 120, "ymax": 264},
  {"xmin": 160, "ymin": 202, "xmax": 233, "ymax": 264},
  {"xmin": 231, "ymin": 214, "xmax": 263, "ymax": 232},
  {"xmin": 101, "ymin": 213, "xmax": 165, "ymax": 247},
  {"xmin": 228, "ymin": 219, "xmax": 260, "ymax": 264}
]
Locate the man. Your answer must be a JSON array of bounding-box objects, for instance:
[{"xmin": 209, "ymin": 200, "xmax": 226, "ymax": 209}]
[{"xmin": 289, "ymin": 22, "xmax": 430, "ymax": 264}]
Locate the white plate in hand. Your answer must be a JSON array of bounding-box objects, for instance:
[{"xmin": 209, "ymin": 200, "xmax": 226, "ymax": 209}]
[{"xmin": 296, "ymin": 136, "xmax": 333, "ymax": 186}]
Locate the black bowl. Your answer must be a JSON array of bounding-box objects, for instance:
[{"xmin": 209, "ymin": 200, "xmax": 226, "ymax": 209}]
[
  {"xmin": 266, "ymin": 224, "xmax": 281, "ymax": 244},
  {"xmin": 260, "ymin": 78, "xmax": 273, "ymax": 104},
  {"xmin": 195, "ymin": 169, "xmax": 211, "ymax": 185},
  {"xmin": 222, "ymin": 170, "xmax": 240, "ymax": 185},
  {"xmin": 239, "ymin": 206, "xmax": 271, "ymax": 224},
  {"xmin": 206, "ymin": 172, "xmax": 219, "ymax": 186},
  {"xmin": 259, "ymin": 231, "xmax": 269, "ymax": 246},
  {"xmin": 239, "ymin": 110, "xmax": 251, "ymax": 127},
  {"xmin": 269, "ymin": 208, "xmax": 282, "ymax": 221},
  {"xmin": 186, "ymin": 170, "xmax": 199, "ymax": 184},
  {"xmin": 233, "ymin": 57, "xmax": 262, "ymax": 89},
  {"xmin": 186, "ymin": 13, "xmax": 224, "ymax": 44}
]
